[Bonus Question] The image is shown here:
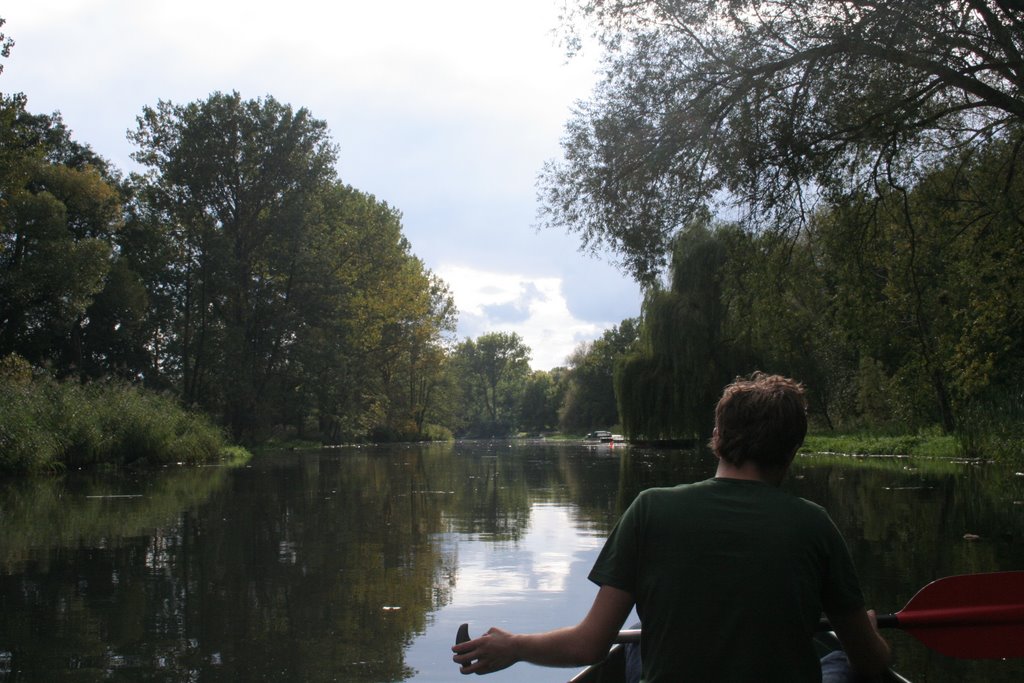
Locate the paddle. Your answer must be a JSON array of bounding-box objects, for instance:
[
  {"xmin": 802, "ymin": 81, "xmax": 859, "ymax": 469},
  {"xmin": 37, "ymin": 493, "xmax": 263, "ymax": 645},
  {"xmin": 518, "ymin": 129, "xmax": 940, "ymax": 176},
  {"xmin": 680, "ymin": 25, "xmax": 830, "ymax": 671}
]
[{"xmin": 613, "ymin": 572, "xmax": 1024, "ymax": 660}]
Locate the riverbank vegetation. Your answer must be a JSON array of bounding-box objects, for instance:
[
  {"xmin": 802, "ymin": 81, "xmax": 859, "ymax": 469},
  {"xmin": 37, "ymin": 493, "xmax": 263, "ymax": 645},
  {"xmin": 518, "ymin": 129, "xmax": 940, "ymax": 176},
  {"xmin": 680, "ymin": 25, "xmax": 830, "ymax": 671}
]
[
  {"xmin": 0, "ymin": 355, "xmax": 235, "ymax": 474},
  {"xmin": 2, "ymin": 4, "xmax": 1022, "ymax": 468},
  {"xmin": 801, "ymin": 432, "xmax": 961, "ymax": 460}
]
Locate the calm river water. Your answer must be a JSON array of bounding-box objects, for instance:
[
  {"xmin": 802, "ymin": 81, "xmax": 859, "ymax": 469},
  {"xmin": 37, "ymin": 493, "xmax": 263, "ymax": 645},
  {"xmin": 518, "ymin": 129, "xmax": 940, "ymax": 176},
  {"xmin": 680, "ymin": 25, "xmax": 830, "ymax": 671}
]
[{"xmin": 1, "ymin": 440, "xmax": 1023, "ymax": 682}]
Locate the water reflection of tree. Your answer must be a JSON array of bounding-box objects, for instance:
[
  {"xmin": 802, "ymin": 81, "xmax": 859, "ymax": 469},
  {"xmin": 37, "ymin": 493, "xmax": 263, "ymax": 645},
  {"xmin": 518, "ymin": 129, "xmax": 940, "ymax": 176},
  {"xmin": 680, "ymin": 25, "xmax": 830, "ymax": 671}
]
[
  {"xmin": 0, "ymin": 467, "xmax": 230, "ymax": 572},
  {"xmin": 0, "ymin": 466, "xmax": 233, "ymax": 680}
]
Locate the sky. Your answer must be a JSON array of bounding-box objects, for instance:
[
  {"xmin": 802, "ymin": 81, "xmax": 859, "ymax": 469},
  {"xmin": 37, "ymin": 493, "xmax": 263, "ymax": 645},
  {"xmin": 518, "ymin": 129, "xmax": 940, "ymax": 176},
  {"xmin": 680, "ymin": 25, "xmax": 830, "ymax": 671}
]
[{"xmin": 0, "ymin": 0, "xmax": 644, "ymax": 371}]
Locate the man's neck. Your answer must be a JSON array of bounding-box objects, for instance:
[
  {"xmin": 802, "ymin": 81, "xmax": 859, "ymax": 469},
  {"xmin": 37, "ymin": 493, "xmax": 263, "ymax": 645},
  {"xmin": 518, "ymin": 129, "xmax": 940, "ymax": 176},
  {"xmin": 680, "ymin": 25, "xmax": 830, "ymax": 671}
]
[{"xmin": 715, "ymin": 459, "xmax": 786, "ymax": 486}]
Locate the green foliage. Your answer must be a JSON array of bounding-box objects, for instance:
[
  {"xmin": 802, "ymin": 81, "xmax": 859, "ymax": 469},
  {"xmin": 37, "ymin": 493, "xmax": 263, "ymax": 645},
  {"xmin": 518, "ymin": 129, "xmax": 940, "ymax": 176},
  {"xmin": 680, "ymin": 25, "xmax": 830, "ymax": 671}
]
[
  {"xmin": 613, "ymin": 134, "xmax": 1024, "ymax": 457},
  {"xmin": 6, "ymin": 43, "xmax": 1014, "ymax": 456},
  {"xmin": 617, "ymin": 220, "xmax": 749, "ymax": 440},
  {"xmin": 801, "ymin": 431, "xmax": 961, "ymax": 459},
  {"xmin": 519, "ymin": 369, "xmax": 566, "ymax": 433},
  {"xmin": 0, "ymin": 352, "xmax": 32, "ymax": 384},
  {"xmin": 954, "ymin": 389, "xmax": 1024, "ymax": 460},
  {"xmin": 546, "ymin": 1, "xmax": 1022, "ymax": 458},
  {"xmin": 545, "ymin": 0, "xmax": 1024, "ymax": 282},
  {"xmin": 560, "ymin": 320, "xmax": 637, "ymax": 433},
  {"xmin": 0, "ymin": 386, "xmax": 63, "ymax": 473},
  {"xmin": 417, "ymin": 423, "xmax": 454, "ymax": 442},
  {"xmin": 116, "ymin": 93, "xmax": 458, "ymax": 444},
  {"xmin": 804, "ymin": 135, "xmax": 1024, "ymax": 438},
  {"xmin": 0, "ymin": 94, "xmax": 122, "ymax": 370},
  {"xmin": 128, "ymin": 92, "xmax": 339, "ymax": 440},
  {"xmin": 1, "ymin": 89, "xmax": 461, "ymax": 449},
  {"xmin": 0, "ymin": 368, "xmax": 228, "ymax": 474},
  {"xmin": 218, "ymin": 445, "xmax": 254, "ymax": 463},
  {"xmin": 0, "ymin": 17, "xmax": 12, "ymax": 75},
  {"xmin": 280, "ymin": 186, "xmax": 457, "ymax": 444},
  {"xmin": 450, "ymin": 332, "xmax": 532, "ymax": 437}
]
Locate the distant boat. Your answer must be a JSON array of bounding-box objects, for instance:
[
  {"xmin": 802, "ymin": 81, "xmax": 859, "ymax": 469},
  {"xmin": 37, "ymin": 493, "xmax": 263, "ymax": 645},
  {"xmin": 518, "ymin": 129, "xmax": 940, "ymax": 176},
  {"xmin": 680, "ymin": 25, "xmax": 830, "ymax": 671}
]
[{"xmin": 584, "ymin": 431, "xmax": 626, "ymax": 445}]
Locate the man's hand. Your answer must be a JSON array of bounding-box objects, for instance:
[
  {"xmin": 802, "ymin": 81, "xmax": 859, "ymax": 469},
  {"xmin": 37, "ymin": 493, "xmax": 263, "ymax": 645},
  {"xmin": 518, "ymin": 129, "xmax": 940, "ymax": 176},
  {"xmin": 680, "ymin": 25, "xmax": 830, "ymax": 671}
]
[
  {"xmin": 452, "ymin": 627, "xmax": 518, "ymax": 675},
  {"xmin": 450, "ymin": 585, "xmax": 634, "ymax": 674}
]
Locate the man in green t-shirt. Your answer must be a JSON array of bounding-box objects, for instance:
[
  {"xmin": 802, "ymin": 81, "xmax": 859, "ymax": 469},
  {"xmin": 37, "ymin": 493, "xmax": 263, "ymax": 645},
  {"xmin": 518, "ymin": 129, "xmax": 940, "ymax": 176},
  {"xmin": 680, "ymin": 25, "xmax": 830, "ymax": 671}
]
[{"xmin": 452, "ymin": 373, "xmax": 891, "ymax": 681}]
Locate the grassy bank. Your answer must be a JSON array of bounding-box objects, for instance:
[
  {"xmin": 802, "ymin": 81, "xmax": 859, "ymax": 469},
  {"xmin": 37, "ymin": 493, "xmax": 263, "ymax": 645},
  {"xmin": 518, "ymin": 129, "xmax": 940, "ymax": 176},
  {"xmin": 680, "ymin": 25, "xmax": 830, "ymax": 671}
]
[
  {"xmin": 801, "ymin": 431, "xmax": 962, "ymax": 459},
  {"xmin": 1, "ymin": 362, "xmax": 241, "ymax": 474}
]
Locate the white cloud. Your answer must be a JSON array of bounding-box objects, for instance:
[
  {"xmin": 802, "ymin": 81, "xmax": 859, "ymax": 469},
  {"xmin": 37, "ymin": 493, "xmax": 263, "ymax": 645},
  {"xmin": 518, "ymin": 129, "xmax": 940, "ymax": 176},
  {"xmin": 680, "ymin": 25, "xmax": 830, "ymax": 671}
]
[{"xmin": 439, "ymin": 265, "xmax": 606, "ymax": 371}]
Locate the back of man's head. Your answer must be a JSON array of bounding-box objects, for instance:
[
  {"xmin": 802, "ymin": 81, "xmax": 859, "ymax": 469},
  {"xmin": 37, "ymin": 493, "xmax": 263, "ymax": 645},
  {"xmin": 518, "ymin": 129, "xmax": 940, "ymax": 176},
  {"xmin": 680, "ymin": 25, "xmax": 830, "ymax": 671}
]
[{"xmin": 711, "ymin": 372, "xmax": 808, "ymax": 472}]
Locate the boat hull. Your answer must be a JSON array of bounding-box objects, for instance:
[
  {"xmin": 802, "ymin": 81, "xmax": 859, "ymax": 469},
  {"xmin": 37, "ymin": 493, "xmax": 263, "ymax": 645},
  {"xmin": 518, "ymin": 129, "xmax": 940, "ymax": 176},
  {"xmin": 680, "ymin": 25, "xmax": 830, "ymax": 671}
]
[
  {"xmin": 567, "ymin": 634, "xmax": 911, "ymax": 683},
  {"xmin": 567, "ymin": 642, "xmax": 626, "ymax": 683}
]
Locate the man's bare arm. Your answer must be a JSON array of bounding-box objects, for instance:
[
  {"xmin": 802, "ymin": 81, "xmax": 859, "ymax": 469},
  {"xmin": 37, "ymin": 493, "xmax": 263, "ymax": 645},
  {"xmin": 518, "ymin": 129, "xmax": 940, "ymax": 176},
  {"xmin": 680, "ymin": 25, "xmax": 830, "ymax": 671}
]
[
  {"xmin": 828, "ymin": 608, "xmax": 892, "ymax": 676},
  {"xmin": 451, "ymin": 585, "xmax": 634, "ymax": 675}
]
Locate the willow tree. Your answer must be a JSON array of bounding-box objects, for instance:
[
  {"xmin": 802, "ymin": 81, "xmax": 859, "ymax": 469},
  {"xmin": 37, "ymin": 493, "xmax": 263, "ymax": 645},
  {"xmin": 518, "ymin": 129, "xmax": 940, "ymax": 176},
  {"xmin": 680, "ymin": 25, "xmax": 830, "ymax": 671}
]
[
  {"xmin": 543, "ymin": 0, "xmax": 1024, "ymax": 282},
  {"xmin": 616, "ymin": 220, "xmax": 750, "ymax": 441}
]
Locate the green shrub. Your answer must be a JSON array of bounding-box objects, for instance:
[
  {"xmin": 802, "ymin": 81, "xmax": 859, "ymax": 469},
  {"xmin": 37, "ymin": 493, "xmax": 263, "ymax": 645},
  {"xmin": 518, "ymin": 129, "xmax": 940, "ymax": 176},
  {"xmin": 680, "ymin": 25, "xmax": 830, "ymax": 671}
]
[
  {"xmin": 419, "ymin": 423, "xmax": 454, "ymax": 442},
  {"xmin": 955, "ymin": 393, "xmax": 1024, "ymax": 461},
  {"xmin": 0, "ymin": 371, "xmax": 230, "ymax": 474},
  {"xmin": 219, "ymin": 445, "xmax": 253, "ymax": 464},
  {"xmin": 0, "ymin": 382, "xmax": 64, "ymax": 473}
]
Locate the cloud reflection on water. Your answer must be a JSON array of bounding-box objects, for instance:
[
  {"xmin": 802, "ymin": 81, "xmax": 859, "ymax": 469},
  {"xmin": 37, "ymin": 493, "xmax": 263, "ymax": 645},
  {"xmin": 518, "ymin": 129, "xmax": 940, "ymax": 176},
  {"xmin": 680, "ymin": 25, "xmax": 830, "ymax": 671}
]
[
  {"xmin": 451, "ymin": 504, "xmax": 605, "ymax": 606},
  {"xmin": 406, "ymin": 502, "xmax": 615, "ymax": 682}
]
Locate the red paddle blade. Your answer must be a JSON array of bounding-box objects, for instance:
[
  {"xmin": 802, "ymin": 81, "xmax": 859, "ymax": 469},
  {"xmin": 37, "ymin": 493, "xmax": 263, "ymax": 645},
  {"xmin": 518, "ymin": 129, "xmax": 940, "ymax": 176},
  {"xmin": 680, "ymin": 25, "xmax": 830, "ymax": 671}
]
[{"xmin": 896, "ymin": 571, "xmax": 1024, "ymax": 659}]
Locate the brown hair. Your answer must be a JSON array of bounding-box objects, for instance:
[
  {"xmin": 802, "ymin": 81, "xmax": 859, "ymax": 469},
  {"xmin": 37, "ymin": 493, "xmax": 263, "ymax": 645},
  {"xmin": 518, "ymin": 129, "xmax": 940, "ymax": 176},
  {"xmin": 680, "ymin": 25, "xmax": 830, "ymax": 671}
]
[{"xmin": 710, "ymin": 372, "xmax": 808, "ymax": 472}]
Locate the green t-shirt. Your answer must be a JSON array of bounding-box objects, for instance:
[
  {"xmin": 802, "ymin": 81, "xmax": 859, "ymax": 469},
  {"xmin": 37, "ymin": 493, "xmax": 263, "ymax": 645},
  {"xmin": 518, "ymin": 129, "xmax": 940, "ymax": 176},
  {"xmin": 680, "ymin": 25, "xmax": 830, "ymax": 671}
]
[{"xmin": 589, "ymin": 477, "xmax": 865, "ymax": 682}]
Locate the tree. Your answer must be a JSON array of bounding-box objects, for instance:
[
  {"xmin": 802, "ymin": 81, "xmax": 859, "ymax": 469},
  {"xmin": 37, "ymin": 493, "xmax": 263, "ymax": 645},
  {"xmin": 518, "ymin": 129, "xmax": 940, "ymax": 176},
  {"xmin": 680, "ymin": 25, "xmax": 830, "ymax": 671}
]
[
  {"xmin": 719, "ymin": 226, "xmax": 855, "ymax": 430},
  {"xmin": 616, "ymin": 220, "xmax": 750, "ymax": 440},
  {"xmin": 519, "ymin": 369, "xmax": 567, "ymax": 434},
  {"xmin": 0, "ymin": 17, "xmax": 13, "ymax": 76},
  {"xmin": 543, "ymin": 0, "xmax": 1024, "ymax": 282},
  {"xmin": 129, "ymin": 92, "xmax": 337, "ymax": 440},
  {"xmin": 0, "ymin": 95, "xmax": 122, "ymax": 371},
  {"xmin": 559, "ymin": 319, "xmax": 638, "ymax": 433},
  {"xmin": 241, "ymin": 182, "xmax": 456, "ymax": 444},
  {"xmin": 130, "ymin": 94, "xmax": 459, "ymax": 444},
  {"xmin": 371, "ymin": 260, "xmax": 457, "ymax": 440},
  {"xmin": 403, "ymin": 272, "xmax": 458, "ymax": 437},
  {"xmin": 805, "ymin": 135, "xmax": 1024, "ymax": 436},
  {"xmin": 452, "ymin": 332, "xmax": 532, "ymax": 436}
]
